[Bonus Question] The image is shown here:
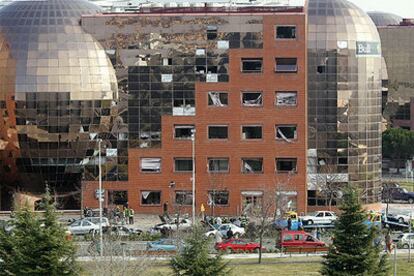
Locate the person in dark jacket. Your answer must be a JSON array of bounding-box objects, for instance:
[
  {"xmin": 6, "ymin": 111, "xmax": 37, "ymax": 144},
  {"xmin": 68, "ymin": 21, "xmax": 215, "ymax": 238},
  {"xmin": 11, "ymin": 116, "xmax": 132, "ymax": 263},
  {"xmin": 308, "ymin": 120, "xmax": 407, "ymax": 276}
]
[
  {"xmin": 287, "ymin": 217, "xmax": 292, "ymax": 230},
  {"xmin": 227, "ymin": 228, "xmax": 234, "ymax": 239}
]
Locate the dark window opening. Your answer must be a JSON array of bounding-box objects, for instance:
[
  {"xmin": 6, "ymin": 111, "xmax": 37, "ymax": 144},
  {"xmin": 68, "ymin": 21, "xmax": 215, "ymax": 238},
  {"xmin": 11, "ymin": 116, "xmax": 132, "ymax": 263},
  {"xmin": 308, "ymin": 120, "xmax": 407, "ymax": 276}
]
[
  {"xmin": 196, "ymin": 65, "xmax": 206, "ymax": 74},
  {"xmin": 163, "ymin": 58, "xmax": 172, "ymax": 66},
  {"xmin": 276, "ymin": 158, "xmax": 297, "ymax": 173},
  {"xmin": 242, "ymin": 126, "xmax": 262, "ymax": 139},
  {"xmin": 317, "ymin": 65, "xmax": 326, "ymax": 74},
  {"xmin": 276, "ymin": 125, "xmax": 297, "ymax": 141},
  {"xmin": 208, "ymin": 126, "xmax": 228, "ymax": 139},
  {"xmin": 338, "ymin": 157, "xmax": 348, "ymax": 165},
  {"xmin": 207, "ymin": 26, "xmax": 218, "ymax": 40},
  {"xmin": 207, "ymin": 66, "xmax": 218, "ymax": 73},
  {"xmin": 141, "ymin": 191, "xmax": 161, "ymax": 205},
  {"xmin": 242, "ymin": 92, "xmax": 263, "ymax": 106},
  {"xmin": 208, "ymin": 191, "xmax": 229, "ymax": 205},
  {"xmin": 175, "ymin": 191, "xmax": 193, "ymax": 205},
  {"xmin": 208, "ymin": 92, "xmax": 228, "ymax": 106},
  {"xmin": 174, "ymin": 125, "xmax": 194, "ymax": 139},
  {"xmin": 208, "ymin": 158, "xmax": 229, "ymax": 172},
  {"xmin": 242, "ymin": 158, "xmax": 263, "ymax": 173},
  {"xmin": 174, "ymin": 158, "xmax": 193, "ymax": 172},
  {"xmin": 275, "ymin": 58, "xmax": 298, "ymax": 72},
  {"xmin": 276, "ymin": 92, "xmax": 297, "ymax": 106},
  {"xmin": 276, "ymin": 26, "xmax": 296, "ymax": 39},
  {"xmin": 241, "ymin": 58, "xmax": 263, "ymax": 73},
  {"xmin": 108, "ymin": 190, "xmax": 128, "ymax": 206}
]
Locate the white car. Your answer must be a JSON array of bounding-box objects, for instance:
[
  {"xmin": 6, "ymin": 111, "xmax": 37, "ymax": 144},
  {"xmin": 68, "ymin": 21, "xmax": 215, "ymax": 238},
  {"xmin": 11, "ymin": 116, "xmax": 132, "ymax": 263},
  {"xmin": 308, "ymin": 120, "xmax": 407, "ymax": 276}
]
[
  {"xmin": 68, "ymin": 219, "xmax": 100, "ymax": 235},
  {"xmin": 397, "ymin": 233, "xmax": 414, "ymax": 249},
  {"xmin": 154, "ymin": 218, "xmax": 192, "ymax": 232},
  {"xmin": 299, "ymin": 211, "xmax": 337, "ymax": 225},
  {"xmin": 205, "ymin": 223, "xmax": 245, "ymax": 238},
  {"xmin": 387, "ymin": 211, "xmax": 414, "ymax": 224},
  {"xmin": 84, "ymin": 217, "xmax": 110, "ymax": 228}
]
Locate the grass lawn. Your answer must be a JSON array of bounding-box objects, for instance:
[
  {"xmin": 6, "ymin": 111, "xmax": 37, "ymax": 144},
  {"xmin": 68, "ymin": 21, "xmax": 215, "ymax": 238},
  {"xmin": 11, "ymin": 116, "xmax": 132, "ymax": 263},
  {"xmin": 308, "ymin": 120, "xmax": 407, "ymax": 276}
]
[{"xmin": 81, "ymin": 256, "xmax": 414, "ymax": 276}]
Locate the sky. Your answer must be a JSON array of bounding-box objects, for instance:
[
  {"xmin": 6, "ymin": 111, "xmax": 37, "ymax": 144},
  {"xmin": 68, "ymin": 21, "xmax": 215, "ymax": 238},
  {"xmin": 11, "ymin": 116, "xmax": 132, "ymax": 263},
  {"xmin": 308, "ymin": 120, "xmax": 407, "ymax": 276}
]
[{"xmin": 343, "ymin": 0, "xmax": 414, "ymax": 18}]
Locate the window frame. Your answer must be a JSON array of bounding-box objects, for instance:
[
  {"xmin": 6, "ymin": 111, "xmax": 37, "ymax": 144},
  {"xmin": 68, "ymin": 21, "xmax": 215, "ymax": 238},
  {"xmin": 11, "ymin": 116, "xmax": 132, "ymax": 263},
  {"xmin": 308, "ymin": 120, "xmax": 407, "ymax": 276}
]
[
  {"xmin": 208, "ymin": 125, "xmax": 229, "ymax": 140},
  {"xmin": 174, "ymin": 125, "xmax": 195, "ymax": 140},
  {"xmin": 175, "ymin": 190, "xmax": 193, "ymax": 206},
  {"xmin": 140, "ymin": 157, "xmax": 161, "ymax": 173},
  {"xmin": 208, "ymin": 91, "xmax": 229, "ymax": 107},
  {"xmin": 241, "ymin": 158, "xmax": 264, "ymax": 174},
  {"xmin": 242, "ymin": 125, "xmax": 263, "ymax": 140},
  {"xmin": 275, "ymin": 25, "xmax": 297, "ymax": 40},
  {"xmin": 174, "ymin": 158, "xmax": 193, "ymax": 173},
  {"xmin": 241, "ymin": 58, "xmax": 263, "ymax": 73},
  {"xmin": 207, "ymin": 158, "xmax": 230, "ymax": 173},
  {"xmin": 275, "ymin": 58, "xmax": 298, "ymax": 73},
  {"xmin": 241, "ymin": 91, "xmax": 263, "ymax": 107},
  {"xmin": 275, "ymin": 124, "xmax": 298, "ymax": 141},
  {"xmin": 140, "ymin": 190, "xmax": 162, "ymax": 206},
  {"xmin": 275, "ymin": 158, "xmax": 298, "ymax": 174},
  {"xmin": 275, "ymin": 91, "xmax": 298, "ymax": 107},
  {"xmin": 208, "ymin": 190, "xmax": 230, "ymax": 206}
]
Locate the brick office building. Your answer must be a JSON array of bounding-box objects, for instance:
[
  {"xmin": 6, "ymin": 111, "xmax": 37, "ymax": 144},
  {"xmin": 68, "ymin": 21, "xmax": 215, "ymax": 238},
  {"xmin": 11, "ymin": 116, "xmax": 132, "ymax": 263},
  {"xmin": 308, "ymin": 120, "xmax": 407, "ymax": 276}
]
[{"xmin": 81, "ymin": 6, "xmax": 308, "ymax": 216}]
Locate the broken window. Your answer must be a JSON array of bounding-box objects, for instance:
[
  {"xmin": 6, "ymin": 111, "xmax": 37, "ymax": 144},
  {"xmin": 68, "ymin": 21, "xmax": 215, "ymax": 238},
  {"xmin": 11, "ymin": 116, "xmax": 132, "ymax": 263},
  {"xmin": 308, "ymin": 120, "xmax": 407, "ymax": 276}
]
[
  {"xmin": 207, "ymin": 26, "xmax": 218, "ymax": 40},
  {"xmin": 208, "ymin": 191, "xmax": 229, "ymax": 206},
  {"xmin": 174, "ymin": 158, "xmax": 193, "ymax": 172},
  {"xmin": 141, "ymin": 191, "xmax": 161, "ymax": 205},
  {"xmin": 163, "ymin": 58, "xmax": 172, "ymax": 66},
  {"xmin": 242, "ymin": 92, "xmax": 263, "ymax": 106},
  {"xmin": 175, "ymin": 191, "xmax": 193, "ymax": 205},
  {"xmin": 208, "ymin": 92, "xmax": 228, "ymax": 107},
  {"xmin": 275, "ymin": 58, "xmax": 298, "ymax": 72},
  {"xmin": 242, "ymin": 158, "xmax": 263, "ymax": 173},
  {"xmin": 140, "ymin": 158, "xmax": 161, "ymax": 173},
  {"xmin": 208, "ymin": 158, "xmax": 229, "ymax": 172},
  {"xmin": 276, "ymin": 125, "xmax": 297, "ymax": 141},
  {"xmin": 276, "ymin": 92, "xmax": 297, "ymax": 106},
  {"xmin": 242, "ymin": 126, "xmax": 262, "ymax": 139},
  {"xmin": 241, "ymin": 58, "xmax": 263, "ymax": 73},
  {"xmin": 108, "ymin": 190, "xmax": 128, "ymax": 206},
  {"xmin": 208, "ymin": 126, "xmax": 228, "ymax": 139},
  {"xmin": 174, "ymin": 125, "xmax": 194, "ymax": 140},
  {"xmin": 173, "ymin": 98, "xmax": 195, "ymax": 116},
  {"xmin": 276, "ymin": 158, "xmax": 297, "ymax": 173},
  {"xmin": 276, "ymin": 26, "xmax": 296, "ymax": 39},
  {"xmin": 206, "ymin": 73, "xmax": 218, "ymax": 83}
]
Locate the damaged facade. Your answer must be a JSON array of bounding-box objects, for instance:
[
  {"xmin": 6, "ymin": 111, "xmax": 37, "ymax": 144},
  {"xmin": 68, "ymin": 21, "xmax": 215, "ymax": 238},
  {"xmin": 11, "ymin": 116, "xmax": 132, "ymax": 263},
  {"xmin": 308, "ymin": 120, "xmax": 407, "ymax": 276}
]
[{"xmin": 81, "ymin": 6, "xmax": 308, "ymax": 215}]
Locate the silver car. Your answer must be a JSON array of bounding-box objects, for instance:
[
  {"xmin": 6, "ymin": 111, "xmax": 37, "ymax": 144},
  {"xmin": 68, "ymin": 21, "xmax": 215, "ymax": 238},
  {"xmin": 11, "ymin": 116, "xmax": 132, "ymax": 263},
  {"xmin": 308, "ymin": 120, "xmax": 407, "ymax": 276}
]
[{"xmin": 68, "ymin": 219, "xmax": 100, "ymax": 235}]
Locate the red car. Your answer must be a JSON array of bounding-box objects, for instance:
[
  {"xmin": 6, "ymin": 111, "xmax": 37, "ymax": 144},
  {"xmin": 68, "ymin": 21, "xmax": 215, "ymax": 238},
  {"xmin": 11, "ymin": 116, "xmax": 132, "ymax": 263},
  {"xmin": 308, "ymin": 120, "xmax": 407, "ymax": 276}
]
[
  {"xmin": 215, "ymin": 239, "xmax": 264, "ymax": 253},
  {"xmin": 278, "ymin": 230, "xmax": 325, "ymax": 248}
]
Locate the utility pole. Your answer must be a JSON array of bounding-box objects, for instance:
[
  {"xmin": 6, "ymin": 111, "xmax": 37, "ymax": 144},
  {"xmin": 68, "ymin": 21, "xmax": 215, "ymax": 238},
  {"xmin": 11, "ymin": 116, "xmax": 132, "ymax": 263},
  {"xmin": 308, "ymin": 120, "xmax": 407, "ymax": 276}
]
[
  {"xmin": 191, "ymin": 129, "xmax": 196, "ymax": 224},
  {"xmin": 98, "ymin": 139, "xmax": 103, "ymax": 257}
]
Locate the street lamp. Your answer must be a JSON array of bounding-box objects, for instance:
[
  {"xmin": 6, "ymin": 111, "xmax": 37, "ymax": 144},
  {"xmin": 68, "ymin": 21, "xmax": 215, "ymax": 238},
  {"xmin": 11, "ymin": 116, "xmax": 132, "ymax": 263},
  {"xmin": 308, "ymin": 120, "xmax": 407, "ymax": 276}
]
[
  {"xmin": 98, "ymin": 139, "xmax": 103, "ymax": 257},
  {"xmin": 191, "ymin": 129, "xmax": 196, "ymax": 224}
]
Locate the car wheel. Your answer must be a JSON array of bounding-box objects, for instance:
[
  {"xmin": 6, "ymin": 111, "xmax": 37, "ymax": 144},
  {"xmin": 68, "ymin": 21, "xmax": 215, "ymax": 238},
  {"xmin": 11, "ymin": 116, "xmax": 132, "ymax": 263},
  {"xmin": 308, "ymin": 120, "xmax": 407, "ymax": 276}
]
[
  {"xmin": 409, "ymin": 198, "xmax": 414, "ymax": 204},
  {"xmin": 307, "ymin": 220, "xmax": 314, "ymax": 225},
  {"xmin": 225, "ymin": 248, "xmax": 233, "ymax": 254},
  {"xmin": 398, "ymin": 217, "xmax": 405, "ymax": 224},
  {"xmin": 403, "ymin": 243, "xmax": 410, "ymax": 249}
]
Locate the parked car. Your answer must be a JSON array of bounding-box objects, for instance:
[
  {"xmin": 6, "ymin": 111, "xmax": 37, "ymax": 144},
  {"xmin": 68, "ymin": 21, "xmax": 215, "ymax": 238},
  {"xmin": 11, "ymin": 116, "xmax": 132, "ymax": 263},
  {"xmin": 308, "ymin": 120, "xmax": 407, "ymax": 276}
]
[
  {"xmin": 382, "ymin": 187, "xmax": 414, "ymax": 204},
  {"xmin": 299, "ymin": 211, "xmax": 337, "ymax": 225},
  {"xmin": 108, "ymin": 225, "xmax": 142, "ymax": 236},
  {"xmin": 215, "ymin": 239, "xmax": 264, "ymax": 253},
  {"xmin": 146, "ymin": 239, "xmax": 179, "ymax": 252},
  {"xmin": 83, "ymin": 217, "xmax": 110, "ymax": 228},
  {"xmin": 385, "ymin": 211, "xmax": 414, "ymax": 225},
  {"xmin": 67, "ymin": 219, "xmax": 100, "ymax": 235},
  {"xmin": 397, "ymin": 233, "xmax": 414, "ymax": 249},
  {"xmin": 205, "ymin": 223, "xmax": 245, "ymax": 238},
  {"xmin": 154, "ymin": 218, "xmax": 192, "ymax": 232},
  {"xmin": 278, "ymin": 230, "xmax": 326, "ymax": 248}
]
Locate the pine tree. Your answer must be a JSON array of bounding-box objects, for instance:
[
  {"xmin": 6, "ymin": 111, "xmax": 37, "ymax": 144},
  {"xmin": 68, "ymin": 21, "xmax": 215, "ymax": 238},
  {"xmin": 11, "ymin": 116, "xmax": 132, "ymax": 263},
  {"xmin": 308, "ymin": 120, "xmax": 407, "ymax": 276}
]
[
  {"xmin": 0, "ymin": 189, "xmax": 79, "ymax": 276},
  {"xmin": 170, "ymin": 226, "xmax": 230, "ymax": 276},
  {"xmin": 321, "ymin": 186, "xmax": 390, "ymax": 276}
]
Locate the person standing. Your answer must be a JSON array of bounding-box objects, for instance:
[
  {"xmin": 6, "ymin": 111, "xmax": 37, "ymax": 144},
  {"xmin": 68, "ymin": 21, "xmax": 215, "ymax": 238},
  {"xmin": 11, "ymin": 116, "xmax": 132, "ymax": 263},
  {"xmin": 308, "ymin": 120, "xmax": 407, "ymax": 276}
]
[
  {"xmin": 227, "ymin": 227, "xmax": 234, "ymax": 240},
  {"xmin": 123, "ymin": 207, "xmax": 129, "ymax": 225},
  {"xmin": 129, "ymin": 207, "xmax": 134, "ymax": 225},
  {"xmin": 287, "ymin": 217, "xmax": 292, "ymax": 230},
  {"xmin": 163, "ymin": 201, "xmax": 170, "ymax": 219}
]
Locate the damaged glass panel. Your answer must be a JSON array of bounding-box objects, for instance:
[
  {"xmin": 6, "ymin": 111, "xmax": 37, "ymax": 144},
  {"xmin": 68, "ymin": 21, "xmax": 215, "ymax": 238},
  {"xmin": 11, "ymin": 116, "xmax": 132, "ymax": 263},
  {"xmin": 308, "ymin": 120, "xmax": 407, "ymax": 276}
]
[
  {"xmin": 275, "ymin": 58, "xmax": 298, "ymax": 72},
  {"xmin": 175, "ymin": 191, "xmax": 193, "ymax": 205},
  {"xmin": 242, "ymin": 92, "xmax": 263, "ymax": 107},
  {"xmin": 140, "ymin": 158, "xmax": 161, "ymax": 173},
  {"xmin": 242, "ymin": 126, "xmax": 262, "ymax": 139},
  {"xmin": 241, "ymin": 58, "xmax": 263, "ymax": 73},
  {"xmin": 208, "ymin": 191, "xmax": 229, "ymax": 206},
  {"xmin": 208, "ymin": 158, "xmax": 229, "ymax": 172},
  {"xmin": 276, "ymin": 92, "xmax": 297, "ymax": 106},
  {"xmin": 141, "ymin": 191, "xmax": 161, "ymax": 205},
  {"xmin": 276, "ymin": 158, "xmax": 297, "ymax": 173},
  {"xmin": 276, "ymin": 125, "xmax": 297, "ymax": 141},
  {"xmin": 276, "ymin": 26, "xmax": 297, "ymax": 39},
  {"xmin": 208, "ymin": 125, "xmax": 228, "ymax": 139},
  {"xmin": 174, "ymin": 125, "xmax": 194, "ymax": 140},
  {"xmin": 242, "ymin": 158, "xmax": 263, "ymax": 173},
  {"xmin": 207, "ymin": 25, "xmax": 218, "ymax": 40},
  {"xmin": 173, "ymin": 98, "xmax": 195, "ymax": 116},
  {"xmin": 208, "ymin": 92, "xmax": 228, "ymax": 107},
  {"xmin": 174, "ymin": 158, "xmax": 193, "ymax": 172},
  {"xmin": 108, "ymin": 190, "xmax": 128, "ymax": 206}
]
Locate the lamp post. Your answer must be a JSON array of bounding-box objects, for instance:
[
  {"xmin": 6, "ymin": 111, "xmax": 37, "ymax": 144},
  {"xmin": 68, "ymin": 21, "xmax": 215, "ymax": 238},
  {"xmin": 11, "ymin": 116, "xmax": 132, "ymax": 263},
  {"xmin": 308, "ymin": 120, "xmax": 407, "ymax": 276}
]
[
  {"xmin": 191, "ymin": 129, "xmax": 196, "ymax": 224},
  {"xmin": 98, "ymin": 139, "xmax": 103, "ymax": 257}
]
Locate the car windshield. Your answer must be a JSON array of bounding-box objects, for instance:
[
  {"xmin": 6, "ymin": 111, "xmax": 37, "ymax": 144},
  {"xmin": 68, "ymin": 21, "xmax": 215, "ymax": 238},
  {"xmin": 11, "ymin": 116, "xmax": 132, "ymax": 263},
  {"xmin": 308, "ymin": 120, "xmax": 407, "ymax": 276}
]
[
  {"xmin": 403, "ymin": 188, "xmax": 409, "ymax": 193},
  {"xmin": 307, "ymin": 212, "xmax": 317, "ymax": 216}
]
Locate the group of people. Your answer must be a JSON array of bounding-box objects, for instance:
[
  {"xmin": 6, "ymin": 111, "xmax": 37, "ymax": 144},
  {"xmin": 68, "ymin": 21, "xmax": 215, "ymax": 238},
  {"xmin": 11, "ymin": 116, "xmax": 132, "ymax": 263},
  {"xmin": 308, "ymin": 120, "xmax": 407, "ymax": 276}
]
[{"xmin": 83, "ymin": 205, "xmax": 135, "ymax": 225}]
